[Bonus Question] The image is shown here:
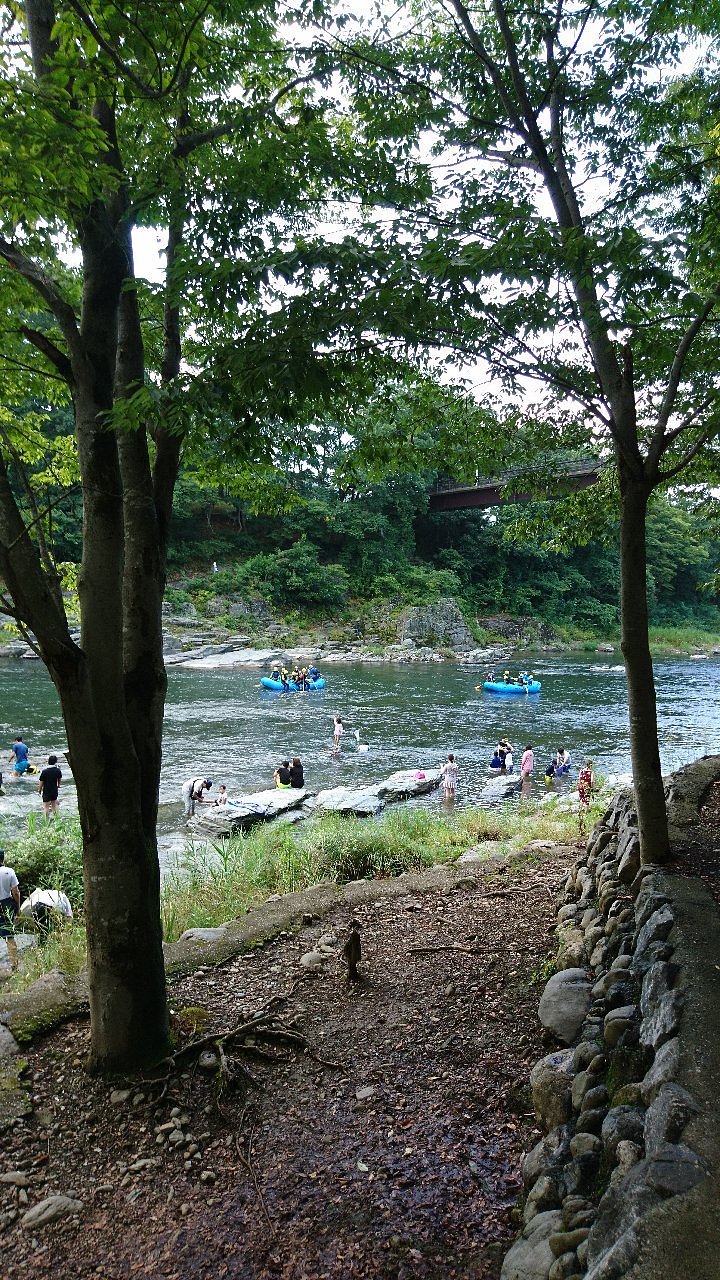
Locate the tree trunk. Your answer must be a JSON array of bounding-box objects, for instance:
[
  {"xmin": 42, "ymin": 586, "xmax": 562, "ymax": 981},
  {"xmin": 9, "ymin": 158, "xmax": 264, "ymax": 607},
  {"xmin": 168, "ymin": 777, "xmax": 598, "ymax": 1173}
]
[
  {"xmin": 618, "ymin": 459, "xmax": 670, "ymax": 863},
  {"xmin": 58, "ymin": 670, "xmax": 168, "ymax": 1071},
  {"xmin": 41, "ymin": 382, "xmax": 171, "ymax": 1071}
]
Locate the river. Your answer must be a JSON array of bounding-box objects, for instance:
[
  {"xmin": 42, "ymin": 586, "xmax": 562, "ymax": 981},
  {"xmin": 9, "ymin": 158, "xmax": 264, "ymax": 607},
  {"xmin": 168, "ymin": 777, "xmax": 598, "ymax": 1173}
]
[{"xmin": 0, "ymin": 653, "xmax": 718, "ymax": 867}]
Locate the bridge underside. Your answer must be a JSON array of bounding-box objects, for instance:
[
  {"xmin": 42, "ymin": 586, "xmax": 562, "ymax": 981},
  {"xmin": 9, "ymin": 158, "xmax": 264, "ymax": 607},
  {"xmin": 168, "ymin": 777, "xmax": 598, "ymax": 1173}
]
[{"xmin": 428, "ymin": 470, "xmax": 598, "ymax": 511}]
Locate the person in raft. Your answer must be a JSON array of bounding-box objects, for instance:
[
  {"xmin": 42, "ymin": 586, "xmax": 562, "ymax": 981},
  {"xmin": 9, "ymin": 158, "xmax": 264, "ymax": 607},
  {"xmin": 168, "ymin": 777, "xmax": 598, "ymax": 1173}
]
[
  {"xmin": 440, "ymin": 753, "xmax": 459, "ymax": 796},
  {"xmin": 578, "ymin": 760, "xmax": 594, "ymax": 808},
  {"xmin": 8, "ymin": 736, "xmax": 30, "ymax": 777},
  {"xmin": 274, "ymin": 760, "xmax": 292, "ymax": 788},
  {"xmin": 521, "ymin": 744, "xmax": 534, "ymax": 778},
  {"xmin": 332, "ymin": 716, "xmax": 344, "ymax": 747},
  {"xmin": 289, "ymin": 757, "xmax": 304, "ymax": 788},
  {"xmin": 213, "ymin": 785, "xmax": 229, "ymax": 806},
  {"xmin": 489, "ymin": 749, "xmax": 503, "ymax": 772}
]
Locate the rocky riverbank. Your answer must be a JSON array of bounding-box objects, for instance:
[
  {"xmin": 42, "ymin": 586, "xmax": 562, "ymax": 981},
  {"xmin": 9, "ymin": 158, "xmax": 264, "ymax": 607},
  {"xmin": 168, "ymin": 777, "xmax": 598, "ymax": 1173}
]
[
  {"xmin": 2, "ymin": 593, "xmax": 717, "ymax": 667},
  {"xmin": 0, "ymin": 596, "xmax": 582, "ymax": 668},
  {"xmin": 503, "ymin": 755, "xmax": 720, "ymax": 1280}
]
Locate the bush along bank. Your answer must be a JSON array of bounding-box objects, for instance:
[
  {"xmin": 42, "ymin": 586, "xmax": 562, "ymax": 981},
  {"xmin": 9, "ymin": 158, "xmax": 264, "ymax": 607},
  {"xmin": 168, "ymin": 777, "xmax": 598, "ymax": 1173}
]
[{"xmin": 501, "ymin": 756, "xmax": 720, "ymax": 1280}]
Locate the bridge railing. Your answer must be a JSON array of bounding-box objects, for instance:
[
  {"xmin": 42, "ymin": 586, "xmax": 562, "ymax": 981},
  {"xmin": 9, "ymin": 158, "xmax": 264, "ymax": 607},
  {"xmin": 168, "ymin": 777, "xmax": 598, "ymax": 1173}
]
[{"xmin": 428, "ymin": 456, "xmax": 601, "ymax": 496}]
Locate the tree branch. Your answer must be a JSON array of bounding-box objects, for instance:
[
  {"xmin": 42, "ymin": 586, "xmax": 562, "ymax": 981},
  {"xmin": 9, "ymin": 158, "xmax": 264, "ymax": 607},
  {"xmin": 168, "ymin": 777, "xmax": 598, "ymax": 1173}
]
[
  {"xmin": 649, "ymin": 285, "xmax": 720, "ymax": 463},
  {"xmin": 657, "ymin": 422, "xmax": 720, "ymax": 482},
  {"xmin": 64, "ymin": 0, "xmax": 212, "ymax": 100},
  {"xmin": 0, "ymin": 240, "xmax": 83, "ymax": 363},
  {"xmin": 18, "ymin": 325, "xmax": 74, "ymax": 385}
]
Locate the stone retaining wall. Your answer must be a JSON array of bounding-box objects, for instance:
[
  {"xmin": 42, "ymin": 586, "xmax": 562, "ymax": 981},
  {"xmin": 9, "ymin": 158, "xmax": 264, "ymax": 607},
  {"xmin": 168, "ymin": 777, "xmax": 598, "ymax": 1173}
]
[{"xmin": 501, "ymin": 756, "xmax": 720, "ymax": 1280}]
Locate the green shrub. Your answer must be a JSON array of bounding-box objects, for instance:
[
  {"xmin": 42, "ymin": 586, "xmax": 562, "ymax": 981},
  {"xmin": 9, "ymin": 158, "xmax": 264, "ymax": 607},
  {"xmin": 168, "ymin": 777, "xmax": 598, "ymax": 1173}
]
[{"xmin": 8, "ymin": 814, "xmax": 85, "ymax": 908}]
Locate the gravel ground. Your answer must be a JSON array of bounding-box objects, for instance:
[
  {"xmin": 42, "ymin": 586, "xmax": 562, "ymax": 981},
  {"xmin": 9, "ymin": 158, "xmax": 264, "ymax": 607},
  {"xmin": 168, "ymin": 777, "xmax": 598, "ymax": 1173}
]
[{"xmin": 1, "ymin": 848, "xmax": 574, "ymax": 1279}]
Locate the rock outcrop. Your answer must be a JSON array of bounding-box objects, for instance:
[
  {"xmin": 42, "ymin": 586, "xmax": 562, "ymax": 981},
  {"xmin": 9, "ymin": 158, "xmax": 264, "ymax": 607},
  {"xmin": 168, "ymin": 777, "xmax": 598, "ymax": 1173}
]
[{"xmin": 398, "ymin": 597, "xmax": 475, "ymax": 650}]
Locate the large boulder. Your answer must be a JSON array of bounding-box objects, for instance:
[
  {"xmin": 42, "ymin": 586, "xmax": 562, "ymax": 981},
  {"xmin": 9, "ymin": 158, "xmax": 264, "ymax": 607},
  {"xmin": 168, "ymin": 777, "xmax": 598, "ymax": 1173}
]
[
  {"xmin": 399, "ymin": 597, "xmax": 474, "ymax": 650},
  {"xmin": 539, "ymin": 969, "xmax": 592, "ymax": 1045}
]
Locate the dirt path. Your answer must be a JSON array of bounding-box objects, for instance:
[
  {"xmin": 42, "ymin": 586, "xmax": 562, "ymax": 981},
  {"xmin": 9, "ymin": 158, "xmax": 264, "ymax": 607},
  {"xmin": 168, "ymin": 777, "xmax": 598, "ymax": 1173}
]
[{"xmin": 1, "ymin": 852, "xmax": 571, "ymax": 1280}]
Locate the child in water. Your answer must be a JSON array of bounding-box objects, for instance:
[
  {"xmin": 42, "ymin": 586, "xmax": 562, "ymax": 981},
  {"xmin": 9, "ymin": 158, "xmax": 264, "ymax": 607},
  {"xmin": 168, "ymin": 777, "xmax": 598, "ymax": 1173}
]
[
  {"xmin": 440, "ymin": 753, "xmax": 459, "ymax": 796},
  {"xmin": 578, "ymin": 760, "xmax": 594, "ymax": 808}
]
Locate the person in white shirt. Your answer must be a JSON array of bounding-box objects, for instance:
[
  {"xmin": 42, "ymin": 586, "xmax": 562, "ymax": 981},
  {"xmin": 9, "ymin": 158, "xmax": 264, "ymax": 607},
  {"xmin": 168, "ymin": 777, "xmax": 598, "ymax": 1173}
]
[
  {"xmin": 181, "ymin": 777, "xmax": 212, "ymax": 817},
  {"xmin": 0, "ymin": 850, "xmax": 20, "ymax": 971},
  {"xmin": 20, "ymin": 888, "xmax": 72, "ymax": 939}
]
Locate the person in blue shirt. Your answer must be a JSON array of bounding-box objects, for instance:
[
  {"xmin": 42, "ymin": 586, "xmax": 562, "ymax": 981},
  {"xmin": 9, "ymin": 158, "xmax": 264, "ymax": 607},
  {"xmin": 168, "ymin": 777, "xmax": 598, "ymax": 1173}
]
[
  {"xmin": 8, "ymin": 736, "xmax": 30, "ymax": 777},
  {"xmin": 489, "ymin": 750, "xmax": 503, "ymax": 772}
]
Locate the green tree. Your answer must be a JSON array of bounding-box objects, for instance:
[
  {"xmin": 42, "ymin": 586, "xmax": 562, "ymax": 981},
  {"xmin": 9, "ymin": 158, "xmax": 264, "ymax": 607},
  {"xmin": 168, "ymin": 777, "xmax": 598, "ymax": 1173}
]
[
  {"xmin": 0, "ymin": 0, "xmax": 397, "ymax": 1070},
  {"xmin": 328, "ymin": 0, "xmax": 720, "ymax": 862}
]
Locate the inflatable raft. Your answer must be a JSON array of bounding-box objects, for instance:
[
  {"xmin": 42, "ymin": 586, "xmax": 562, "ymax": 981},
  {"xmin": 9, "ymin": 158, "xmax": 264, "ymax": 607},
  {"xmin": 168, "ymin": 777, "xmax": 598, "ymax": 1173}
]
[
  {"xmin": 482, "ymin": 678, "xmax": 542, "ymax": 695},
  {"xmin": 260, "ymin": 676, "xmax": 326, "ymax": 692}
]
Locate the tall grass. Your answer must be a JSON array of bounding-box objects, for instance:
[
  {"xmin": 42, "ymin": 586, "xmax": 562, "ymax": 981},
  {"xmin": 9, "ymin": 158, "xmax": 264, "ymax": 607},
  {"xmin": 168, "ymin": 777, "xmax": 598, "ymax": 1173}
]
[
  {"xmin": 4, "ymin": 921, "xmax": 87, "ymax": 994},
  {"xmin": 160, "ymin": 795, "xmax": 601, "ymax": 942},
  {"xmin": 1, "ymin": 794, "xmax": 605, "ymax": 984},
  {"xmin": 6, "ymin": 813, "xmax": 85, "ymax": 907},
  {"xmin": 647, "ymin": 625, "xmax": 720, "ymax": 654}
]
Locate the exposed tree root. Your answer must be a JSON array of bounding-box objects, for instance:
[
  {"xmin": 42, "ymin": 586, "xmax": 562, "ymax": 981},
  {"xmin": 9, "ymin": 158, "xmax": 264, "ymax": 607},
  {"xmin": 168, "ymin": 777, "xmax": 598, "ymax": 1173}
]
[{"xmin": 149, "ymin": 988, "xmax": 345, "ymax": 1099}]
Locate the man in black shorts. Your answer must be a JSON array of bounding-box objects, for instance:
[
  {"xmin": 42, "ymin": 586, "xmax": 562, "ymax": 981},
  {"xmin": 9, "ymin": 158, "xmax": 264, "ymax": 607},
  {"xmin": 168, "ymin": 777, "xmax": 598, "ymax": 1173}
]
[{"xmin": 38, "ymin": 754, "xmax": 62, "ymax": 817}]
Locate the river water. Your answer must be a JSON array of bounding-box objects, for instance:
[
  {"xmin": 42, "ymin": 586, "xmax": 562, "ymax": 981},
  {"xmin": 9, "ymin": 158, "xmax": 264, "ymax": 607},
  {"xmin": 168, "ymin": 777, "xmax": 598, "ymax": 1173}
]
[{"xmin": 0, "ymin": 653, "xmax": 718, "ymax": 866}]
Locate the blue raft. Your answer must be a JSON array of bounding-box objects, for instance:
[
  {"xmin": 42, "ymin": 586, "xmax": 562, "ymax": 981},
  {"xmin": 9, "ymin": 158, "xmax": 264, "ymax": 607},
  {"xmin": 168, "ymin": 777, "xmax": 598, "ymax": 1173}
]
[
  {"xmin": 261, "ymin": 676, "xmax": 326, "ymax": 692},
  {"xmin": 482, "ymin": 679, "xmax": 542, "ymax": 695}
]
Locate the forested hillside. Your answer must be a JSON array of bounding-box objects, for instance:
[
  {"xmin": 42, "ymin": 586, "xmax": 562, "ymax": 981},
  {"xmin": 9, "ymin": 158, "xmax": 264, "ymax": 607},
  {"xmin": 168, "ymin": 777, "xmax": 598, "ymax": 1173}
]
[{"xmin": 162, "ymin": 471, "xmax": 720, "ymax": 639}]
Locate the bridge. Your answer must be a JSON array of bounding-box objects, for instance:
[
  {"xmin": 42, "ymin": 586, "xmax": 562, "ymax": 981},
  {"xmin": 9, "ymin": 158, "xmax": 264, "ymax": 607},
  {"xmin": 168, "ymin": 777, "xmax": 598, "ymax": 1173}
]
[{"xmin": 427, "ymin": 458, "xmax": 600, "ymax": 511}]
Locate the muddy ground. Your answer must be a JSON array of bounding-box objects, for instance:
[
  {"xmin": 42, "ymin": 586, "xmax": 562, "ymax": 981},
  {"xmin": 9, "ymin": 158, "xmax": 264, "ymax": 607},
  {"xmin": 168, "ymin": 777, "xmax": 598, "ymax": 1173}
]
[{"xmin": 0, "ymin": 849, "xmax": 574, "ymax": 1280}]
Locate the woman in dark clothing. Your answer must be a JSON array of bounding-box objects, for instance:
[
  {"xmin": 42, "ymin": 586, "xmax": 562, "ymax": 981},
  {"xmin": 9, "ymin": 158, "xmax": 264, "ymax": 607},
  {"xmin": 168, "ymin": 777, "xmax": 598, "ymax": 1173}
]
[{"xmin": 289, "ymin": 757, "xmax": 304, "ymax": 788}]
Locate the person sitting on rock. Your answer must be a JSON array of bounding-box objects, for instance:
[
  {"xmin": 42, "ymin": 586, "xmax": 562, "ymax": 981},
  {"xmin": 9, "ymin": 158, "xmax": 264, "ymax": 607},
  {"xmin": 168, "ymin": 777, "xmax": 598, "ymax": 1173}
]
[{"xmin": 274, "ymin": 760, "xmax": 292, "ymax": 788}]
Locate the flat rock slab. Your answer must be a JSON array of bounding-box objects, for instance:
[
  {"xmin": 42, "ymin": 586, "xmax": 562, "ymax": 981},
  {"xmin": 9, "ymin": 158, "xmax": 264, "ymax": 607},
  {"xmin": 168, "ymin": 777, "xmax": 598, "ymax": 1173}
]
[
  {"xmin": 377, "ymin": 768, "xmax": 442, "ymax": 799},
  {"xmin": 316, "ymin": 767, "xmax": 444, "ymax": 815},
  {"xmin": 314, "ymin": 785, "xmax": 384, "ymax": 816},
  {"xmin": 188, "ymin": 788, "xmax": 307, "ymax": 834},
  {"xmin": 176, "ymin": 648, "xmax": 287, "ymax": 669}
]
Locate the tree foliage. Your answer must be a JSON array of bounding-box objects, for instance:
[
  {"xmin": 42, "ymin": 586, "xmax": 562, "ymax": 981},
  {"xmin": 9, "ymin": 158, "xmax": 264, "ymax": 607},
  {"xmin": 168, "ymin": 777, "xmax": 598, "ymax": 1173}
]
[{"xmin": 0, "ymin": 0, "xmax": 424, "ymax": 1070}]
